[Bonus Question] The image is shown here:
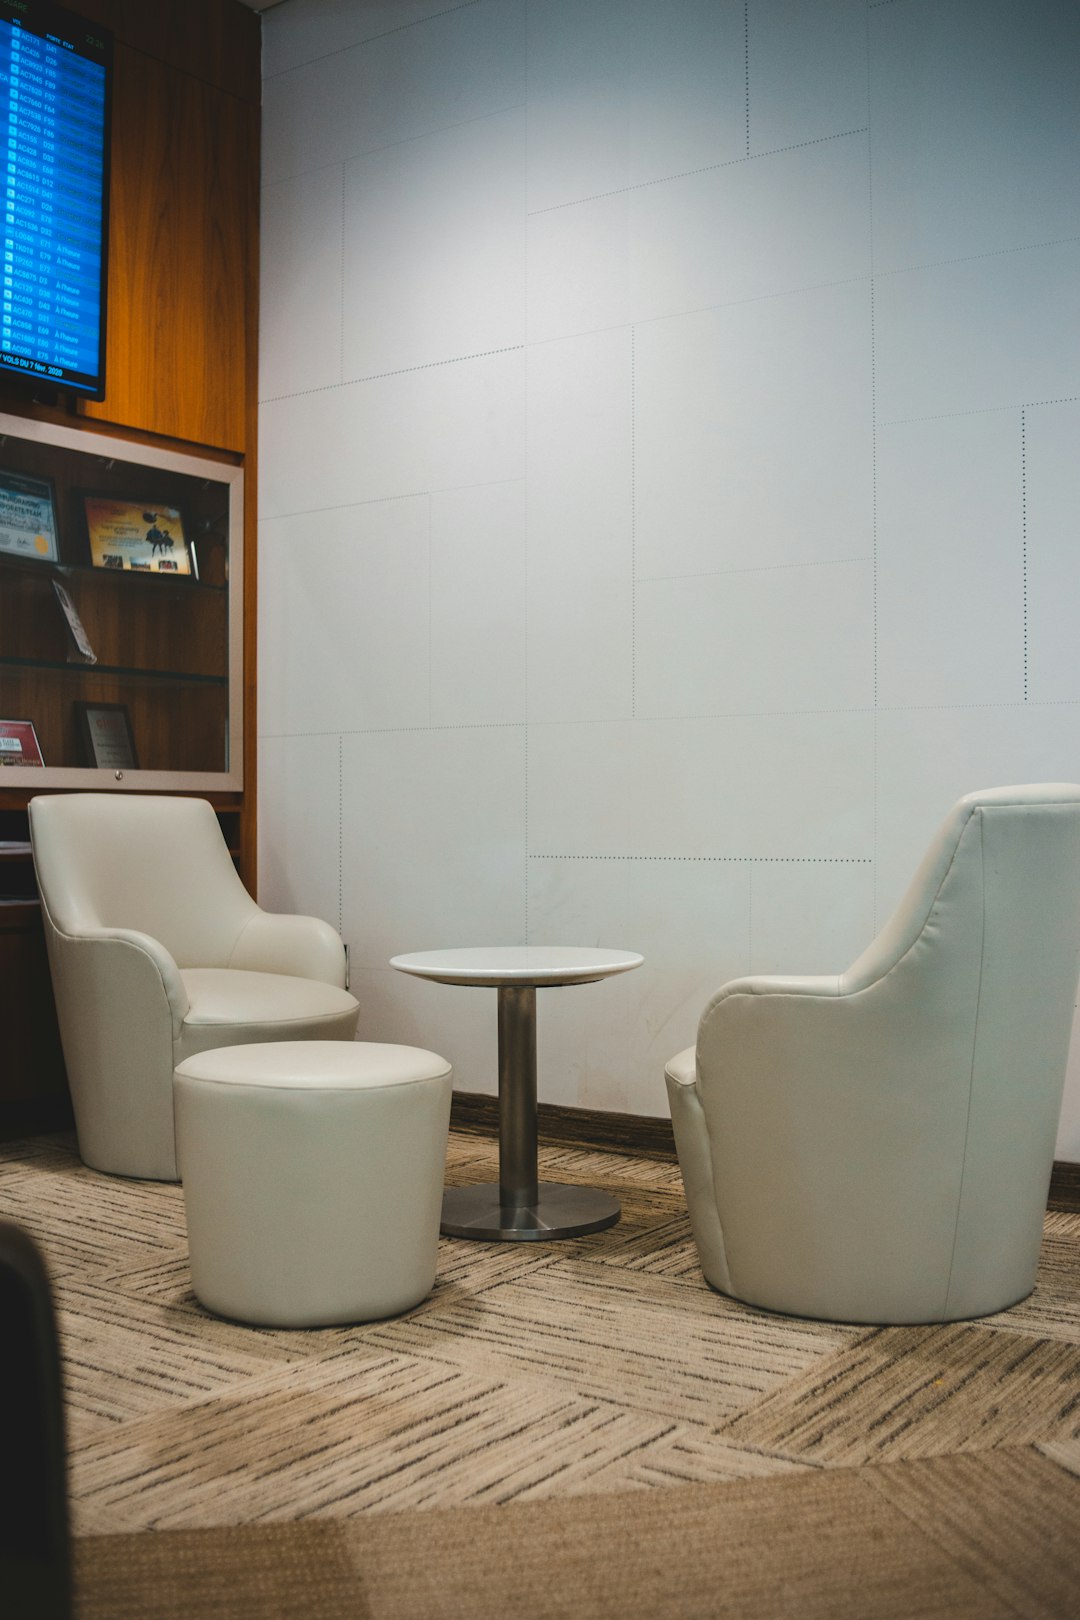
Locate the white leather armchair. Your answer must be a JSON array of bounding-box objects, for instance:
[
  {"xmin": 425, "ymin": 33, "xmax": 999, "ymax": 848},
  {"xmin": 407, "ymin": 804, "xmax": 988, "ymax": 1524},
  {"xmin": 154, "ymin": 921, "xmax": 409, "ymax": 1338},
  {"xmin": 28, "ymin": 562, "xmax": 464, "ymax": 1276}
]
[
  {"xmin": 29, "ymin": 793, "xmax": 360, "ymax": 1181},
  {"xmin": 665, "ymin": 785, "xmax": 1080, "ymax": 1324}
]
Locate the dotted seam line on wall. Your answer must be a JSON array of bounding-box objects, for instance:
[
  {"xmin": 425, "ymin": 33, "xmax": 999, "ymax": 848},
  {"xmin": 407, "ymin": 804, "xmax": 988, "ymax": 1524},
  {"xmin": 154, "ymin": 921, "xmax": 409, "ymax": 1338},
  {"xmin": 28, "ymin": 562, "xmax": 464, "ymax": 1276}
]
[
  {"xmin": 631, "ymin": 324, "xmax": 637, "ymax": 718},
  {"xmin": 337, "ymin": 735, "xmax": 344, "ymax": 936},
  {"xmin": 526, "ymin": 127, "xmax": 869, "ymax": 217},
  {"xmin": 339, "ymin": 167, "xmax": 346, "ymax": 388},
  {"xmin": 743, "ymin": 0, "xmax": 751, "ymax": 160},
  {"xmin": 747, "ymin": 864, "xmax": 753, "ymax": 968},
  {"xmin": 524, "ymin": 720, "xmax": 529, "ymax": 945},
  {"xmin": 637, "ymin": 555, "xmax": 872, "ymax": 585},
  {"xmin": 1022, "ymin": 407, "xmax": 1028, "ymax": 704},
  {"xmin": 261, "ymin": 345, "xmax": 526, "ymax": 405},
  {"xmin": 528, "ymin": 854, "xmax": 874, "ymax": 865},
  {"xmin": 261, "ymin": 0, "xmax": 486, "ymax": 83},
  {"xmin": 262, "ymin": 479, "xmax": 522, "ymax": 527},
  {"xmin": 258, "ymin": 695, "xmax": 1080, "ymax": 742},
  {"xmin": 874, "ymin": 233, "xmax": 1080, "ymax": 283},
  {"xmin": 881, "ymin": 396, "xmax": 1079, "ymax": 429}
]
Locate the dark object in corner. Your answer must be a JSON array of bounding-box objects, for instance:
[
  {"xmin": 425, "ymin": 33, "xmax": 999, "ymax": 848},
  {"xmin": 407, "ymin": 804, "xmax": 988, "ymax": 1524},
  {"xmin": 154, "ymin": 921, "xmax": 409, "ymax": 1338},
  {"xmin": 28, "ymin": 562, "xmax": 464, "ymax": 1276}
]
[{"xmin": 0, "ymin": 1220, "xmax": 71, "ymax": 1619}]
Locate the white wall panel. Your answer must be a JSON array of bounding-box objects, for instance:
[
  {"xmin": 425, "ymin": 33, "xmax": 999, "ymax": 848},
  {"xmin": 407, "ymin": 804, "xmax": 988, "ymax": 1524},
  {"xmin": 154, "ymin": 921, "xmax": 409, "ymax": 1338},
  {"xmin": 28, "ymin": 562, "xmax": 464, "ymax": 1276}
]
[
  {"xmin": 634, "ymin": 281, "xmax": 873, "ymax": 578},
  {"xmin": 749, "ymin": 0, "xmax": 868, "ymax": 155},
  {"xmin": 260, "ymin": 0, "xmax": 1080, "ymax": 1137},
  {"xmin": 876, "ymin": 412, "xmax": 1023, "ymax": 709},
  {"xmin": 262, "ymin": 0, "xmax": 525, "ymax": 185},
  {"xmin": 528, "ymin": 712, "xmax": 874, "ymax": 860},
  {"xmin": 260, "ymin": 349, "xmax": 525, "ymax": 518},
  {"xmin": 262, "ymin": 0, "xmax": 458, "ymax": 79},
  {"xmin": 341, "ymin": 725, "xmax": 526, "ymax": 973},
  {"xmin": 349, "ymin": 966, "xmax": 500, "ymax": 1096},
  {"xmin": 1025, "ymin": 401, "xmax": 1080, "ymax": 705},
  {"xmin": 874, "ymin": 705, "xmax": 1080, "ymax": 925},
  {"xmin": 528, "ymin": 856, "xmax": 750, "ymax": 1112},
  {"xmin": 527, "ymin": 131, "xmax": 870, "ymax": 343},
  {"xmin": 259, "ymin": 166, "xmax": 343, "ymax": 400},
  {"xmin": 527, "ymin": 327, "xmax": 633, "ymax": 721},
  {"xmin": 526, "ymin": 0, "xmax": 744, "ymax": 213},
  {"xmin": 430, "ymin": 480, "xmax": 527, "ymax": 726},
  {"xmin": 874, "ymin": 240, "xmax": 1080, "ymax": 424},
  {"xmin": 749, "ymin": 861, "xmax": 875, "ymax": 978},
  {"xmin": 635, "ymin": 559, "xmax": 873, "ymax": 719},
  {"xmin": 258, "ymin": 733, "xmax": 343, "ymax": 934},
  {"xmin": 260, "ymin": 498, "xmax": 431, "ymax": 736},
  {"xmin": 869, "ymin": 0, "xmax": 1080, "ymax": 272},
  {"xmin": 343, "ymin": 108, "xmax": 525, "ymax": 377}
]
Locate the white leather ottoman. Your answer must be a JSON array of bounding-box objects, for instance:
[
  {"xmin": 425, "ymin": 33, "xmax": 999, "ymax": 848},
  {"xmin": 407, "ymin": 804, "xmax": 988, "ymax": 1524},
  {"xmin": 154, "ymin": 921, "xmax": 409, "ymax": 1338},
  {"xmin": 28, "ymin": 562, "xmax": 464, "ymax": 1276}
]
[{"xmin": 173, "ymin": 1041, "xmax": 452, "ymax": 1327}]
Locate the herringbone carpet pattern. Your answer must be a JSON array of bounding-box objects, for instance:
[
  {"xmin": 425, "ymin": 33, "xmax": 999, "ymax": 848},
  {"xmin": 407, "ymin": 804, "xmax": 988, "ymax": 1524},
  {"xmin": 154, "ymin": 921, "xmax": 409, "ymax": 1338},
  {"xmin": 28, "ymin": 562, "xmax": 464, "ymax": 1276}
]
[{"xmin": 3, "ymin": 1128, "xmax": 1080, "ymax": 1616}]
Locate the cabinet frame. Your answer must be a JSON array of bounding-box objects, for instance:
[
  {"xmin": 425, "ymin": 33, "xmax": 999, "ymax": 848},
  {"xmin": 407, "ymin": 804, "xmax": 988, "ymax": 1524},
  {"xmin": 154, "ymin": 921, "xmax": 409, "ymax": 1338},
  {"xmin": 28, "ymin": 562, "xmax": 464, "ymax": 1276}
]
[{"xmin": 0, "ymin": 410, "xmax": 244, "ymax": 791}]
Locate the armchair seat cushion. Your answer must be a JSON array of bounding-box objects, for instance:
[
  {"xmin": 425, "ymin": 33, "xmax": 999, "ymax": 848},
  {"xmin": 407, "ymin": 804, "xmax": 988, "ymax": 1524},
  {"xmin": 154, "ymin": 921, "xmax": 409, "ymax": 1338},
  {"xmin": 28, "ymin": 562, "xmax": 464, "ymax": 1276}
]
[{"xmin": 180, "ymin": 969, "xmax": 358, "ymax": 1030}]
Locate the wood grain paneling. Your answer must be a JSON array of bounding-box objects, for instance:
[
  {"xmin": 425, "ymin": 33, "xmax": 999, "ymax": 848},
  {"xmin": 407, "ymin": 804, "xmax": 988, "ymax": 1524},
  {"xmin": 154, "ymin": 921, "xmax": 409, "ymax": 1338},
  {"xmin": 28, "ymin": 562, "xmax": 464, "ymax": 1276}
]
[
  {"xmin": 82, "ymin": 42, "xmax": 258, "ymax": 453},
  {"xmin": 0, "ymin": 903, "xmax": 67, "ymax": 1108},
  {"xmin": 63, "ymin": 0, "xmax": 261, "ymax": 105},
  {"xmin": 0, "ymin": 0, "xmax": 260, "ymax": 1126}
]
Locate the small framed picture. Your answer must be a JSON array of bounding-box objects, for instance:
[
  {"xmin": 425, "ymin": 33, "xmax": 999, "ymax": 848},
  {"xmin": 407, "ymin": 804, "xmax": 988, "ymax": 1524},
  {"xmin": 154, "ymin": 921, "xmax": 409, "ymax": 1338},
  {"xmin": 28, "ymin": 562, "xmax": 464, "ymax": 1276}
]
[
  {"xmin": 0, "ymin": 468, "xmax": 59, "ymax": 563},
  {"xmin": 83, "ymin": 495, "xmax": 196, "ymax": 577},
  {"xmin": 74, "ymin": 702, "xmax": 139, "ymax": 770},
  {"xmin": 0, "ymin": 717, "xmax": 44, "ymax": 766}
]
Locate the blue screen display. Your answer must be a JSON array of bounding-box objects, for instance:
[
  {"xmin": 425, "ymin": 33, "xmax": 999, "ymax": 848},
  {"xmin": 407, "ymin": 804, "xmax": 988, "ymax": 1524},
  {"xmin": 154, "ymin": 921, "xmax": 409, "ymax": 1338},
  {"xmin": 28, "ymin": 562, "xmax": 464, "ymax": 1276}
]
[{"xmin": 0, "ymin": 2, "xmax": 109, "ymax": 397}]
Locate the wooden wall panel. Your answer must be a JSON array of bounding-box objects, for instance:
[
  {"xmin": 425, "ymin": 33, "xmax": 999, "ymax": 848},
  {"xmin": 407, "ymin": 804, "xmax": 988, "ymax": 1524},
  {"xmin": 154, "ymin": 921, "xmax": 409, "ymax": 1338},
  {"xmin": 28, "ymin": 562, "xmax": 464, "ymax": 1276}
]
[
  {"xmin": 81, "ymin": 42, "xmax": 258, "ymax": 453},
  {"xmin": 64, "ymin": 0, "xmax": 261, "ymax": 105},
  {"xmin": 0, "ymin": 905, "xmax": 67, "ymax": 1110}
]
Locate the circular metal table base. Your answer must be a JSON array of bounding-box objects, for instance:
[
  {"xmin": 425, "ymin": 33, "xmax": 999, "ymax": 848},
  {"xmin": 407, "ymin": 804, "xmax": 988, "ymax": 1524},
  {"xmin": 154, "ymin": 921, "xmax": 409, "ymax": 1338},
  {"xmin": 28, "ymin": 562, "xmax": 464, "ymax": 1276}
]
[{"xmin": 441, "ymin": 1182, "xmax": 621, "ymax": 1242}]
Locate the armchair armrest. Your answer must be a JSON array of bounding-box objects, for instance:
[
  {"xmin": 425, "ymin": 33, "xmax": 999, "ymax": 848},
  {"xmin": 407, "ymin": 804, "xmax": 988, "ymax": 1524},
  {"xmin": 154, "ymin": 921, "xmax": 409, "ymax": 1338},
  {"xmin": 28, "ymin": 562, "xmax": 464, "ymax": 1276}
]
[
  {"xmin": 54, "ymin": 926, "xmax": 189, "ymax": 1036},
  {"xmin": 701, "ymin": 973, "xmax": 842, "ymax": 1021},
  {"xmin": 40, "ymin": 922, "xmax": 189, "ymax": 1179},
  {"xmin": 227, "ymin": 911, "xmax": 348, "ymax": 989}
]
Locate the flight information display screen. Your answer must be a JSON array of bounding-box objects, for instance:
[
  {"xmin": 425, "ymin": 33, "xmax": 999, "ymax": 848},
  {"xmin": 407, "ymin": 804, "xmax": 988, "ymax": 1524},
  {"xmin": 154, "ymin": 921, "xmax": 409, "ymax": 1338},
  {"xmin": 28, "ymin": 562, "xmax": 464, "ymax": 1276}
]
[{"xmin": 0, "ymin": 1, "xmax": 110, "ymax": 397}]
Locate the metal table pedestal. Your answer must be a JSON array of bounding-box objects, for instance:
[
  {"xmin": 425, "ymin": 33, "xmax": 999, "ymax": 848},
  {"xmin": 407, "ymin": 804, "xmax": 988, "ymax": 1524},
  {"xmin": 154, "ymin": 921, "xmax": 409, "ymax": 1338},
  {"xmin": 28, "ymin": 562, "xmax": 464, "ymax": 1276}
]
[{"xmin": 440, "ymin": 984, "xmax": 620, "ymax": 1241}]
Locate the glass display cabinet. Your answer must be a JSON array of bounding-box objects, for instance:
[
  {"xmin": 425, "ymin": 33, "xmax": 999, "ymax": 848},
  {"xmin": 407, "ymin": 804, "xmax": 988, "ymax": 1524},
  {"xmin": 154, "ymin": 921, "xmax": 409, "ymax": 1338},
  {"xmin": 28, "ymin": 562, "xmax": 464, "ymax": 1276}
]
[{"xmin": 0, "ymin": 410, "xmax": 243, "ymax": 789}]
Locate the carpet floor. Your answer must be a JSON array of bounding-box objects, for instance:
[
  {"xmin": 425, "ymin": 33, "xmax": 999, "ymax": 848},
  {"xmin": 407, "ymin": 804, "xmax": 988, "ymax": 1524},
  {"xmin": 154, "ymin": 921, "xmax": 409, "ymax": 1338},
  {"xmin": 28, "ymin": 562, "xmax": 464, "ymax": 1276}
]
[{"xmin": 3, "ymin": 1128, "xmax": 1080, "ymax": 1617}]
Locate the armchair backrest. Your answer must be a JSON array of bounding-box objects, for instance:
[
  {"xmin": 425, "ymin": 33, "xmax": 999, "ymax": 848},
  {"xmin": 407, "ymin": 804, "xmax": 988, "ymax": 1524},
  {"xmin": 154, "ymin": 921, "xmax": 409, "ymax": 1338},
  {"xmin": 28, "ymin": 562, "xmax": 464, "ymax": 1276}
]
[
  {"xmin": 840, "ymin": 784, "xmax": 1080, "ymax": 1306},
  {"xmin": 29, "ymin": 794, "xmax": 258, "ymax": 968}
]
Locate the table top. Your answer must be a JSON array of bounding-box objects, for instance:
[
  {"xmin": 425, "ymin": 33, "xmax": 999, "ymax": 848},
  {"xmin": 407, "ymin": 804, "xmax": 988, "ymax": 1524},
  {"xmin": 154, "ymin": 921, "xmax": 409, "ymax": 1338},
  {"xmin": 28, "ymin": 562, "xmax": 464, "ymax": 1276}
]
[{"xmin": 389, "ymin": 946, "xmax": 644, "ymax": 988}]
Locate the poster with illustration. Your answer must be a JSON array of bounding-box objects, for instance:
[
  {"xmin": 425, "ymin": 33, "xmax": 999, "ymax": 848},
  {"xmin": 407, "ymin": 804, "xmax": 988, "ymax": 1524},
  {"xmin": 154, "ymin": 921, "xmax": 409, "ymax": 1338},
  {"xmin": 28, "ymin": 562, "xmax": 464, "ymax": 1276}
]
[
  {"xmin": 84, "ymin": 497, "xmax": 195, "ymax": 575},
  {"xmin": 0, "ymin": 469, "xmax": 59, "ymax": 562}
]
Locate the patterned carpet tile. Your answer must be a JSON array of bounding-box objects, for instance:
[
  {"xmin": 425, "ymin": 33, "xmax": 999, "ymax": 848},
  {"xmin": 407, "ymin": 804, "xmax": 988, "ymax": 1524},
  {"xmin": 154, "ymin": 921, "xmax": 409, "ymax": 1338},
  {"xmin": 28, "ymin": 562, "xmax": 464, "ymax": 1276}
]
[
  {"xmin": 69, "ymin": 1350, "xmax": 705, "ymax": 1532},
  {"xmin": 979, "ymin": 1212, "xmax": 1080, "ymax": 1343},
  {"xmin": 57, "ymin": 1276, "xmax": 324, "ymax": 1440},
  {"xmin": 446, "ymin": 1134, "xmax": 687, "ymax": 1195},
  {"xmin": 0, "ymin": 1131, "xmax": 79, "ymax": 1176},
  {"xmin": 1036, "ymin": 1437, "xmax": 1080, "ymax": 1479},
  {"xmin": 333, "ymin": 1459, "xmax": 1016, "ymax": 1620},
  {"xmin": 580, "ymin": 1211, "xmax": 704, "ymax": 1281},
  {"xmin": 97, "ymin": 1239, "xmax": 556, "ymax": 1322},
  {"xmin": 555, "ymin": 1427, "xmax": 811, "ymax": 1497},
  {"xmin": 78, "ymin": 1449, "xmax": 1080, "ymax": 1620},
  {"xmin": 721, "ymin": 1322, "xmax": 1080, "ymax": 1464},
  {"xmin": 0, "ymin": 1153, "xmax": 185, "ymax": 1276},
  {"xmin": 863, "ymin": 1446, "xmax": 1080, "ymax": 1620},
  {"xmin": 535, "ymin": 1142, "xmax": 687, "ymax": 1194},
  {"xmin": 362, "ymin": 1258, "xmax": 858, "ymax": 1427},
  {"xmin": 75, "ymin": 1522, "xmax": 360, "ymax": 1620}
]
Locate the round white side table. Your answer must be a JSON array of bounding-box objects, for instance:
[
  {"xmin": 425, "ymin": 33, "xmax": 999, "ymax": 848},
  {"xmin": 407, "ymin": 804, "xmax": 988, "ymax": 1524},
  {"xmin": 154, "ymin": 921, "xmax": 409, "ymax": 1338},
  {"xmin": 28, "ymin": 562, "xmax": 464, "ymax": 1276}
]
[{"xmin": 389, "ymin": 946, "xmax": 644, "ymax": 1241}]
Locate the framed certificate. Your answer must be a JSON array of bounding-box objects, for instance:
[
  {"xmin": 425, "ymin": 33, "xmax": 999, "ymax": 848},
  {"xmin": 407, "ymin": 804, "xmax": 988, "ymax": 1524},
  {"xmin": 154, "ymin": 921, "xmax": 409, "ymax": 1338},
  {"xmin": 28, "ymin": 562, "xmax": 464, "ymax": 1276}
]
[
  {"xmin": 0, "ymin": 468, "xmax": 59, "ymax": 563},
  {"xmin": 83, "ymin": 496, "xmax": 196, "ymax": 576},
  {"xmin": 74, "ymin": 703, "xmax": 139, "ymax": 770},
  {"xmin": 0, "ymin": 718, "xmax": 44, "ymax": 766}
]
